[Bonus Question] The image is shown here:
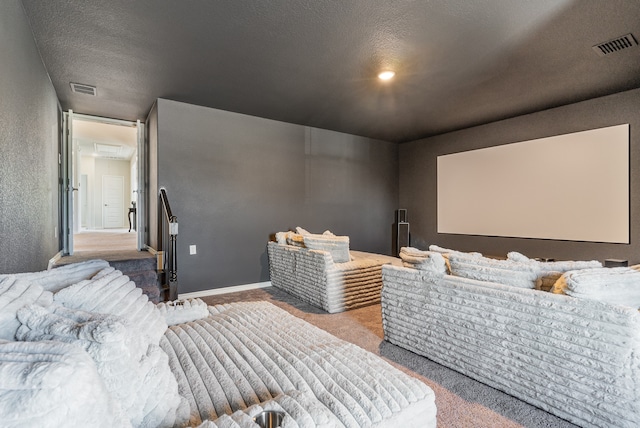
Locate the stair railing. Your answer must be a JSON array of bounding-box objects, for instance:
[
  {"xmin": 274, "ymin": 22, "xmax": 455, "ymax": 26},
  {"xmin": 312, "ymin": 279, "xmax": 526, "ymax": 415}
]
[{"xmin": 158, "ymin": 188, "xmax": 178, "ymax": 300}]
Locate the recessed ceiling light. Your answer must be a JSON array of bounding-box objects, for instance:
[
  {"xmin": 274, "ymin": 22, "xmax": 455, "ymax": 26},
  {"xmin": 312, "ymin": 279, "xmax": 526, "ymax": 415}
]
[{"xmin": 378, "ymin": 71, "xmax": 395, "ymax": 81}]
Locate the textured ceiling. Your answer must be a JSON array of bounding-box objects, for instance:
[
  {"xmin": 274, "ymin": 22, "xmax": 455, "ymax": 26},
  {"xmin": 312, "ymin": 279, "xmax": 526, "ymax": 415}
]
[{"xmin": 20, "ymin": 0, "xmax": 640, "ymax": 143}]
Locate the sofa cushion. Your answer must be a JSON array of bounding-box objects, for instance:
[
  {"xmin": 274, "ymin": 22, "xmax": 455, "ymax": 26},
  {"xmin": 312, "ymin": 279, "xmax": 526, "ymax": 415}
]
[
  {"xmin": 428, "ymin": 245, "xmax": 482, "ymax": 256},
  {"xmin": 399, "ymin": 247, "xmax": 447, "ymax": 274},
  {"xmin": 448, "ymin": 253, "xmax": 539, "ymax": 288},
  {"xmin": 506, "ymin": 251, "xmax": 603, "ymax": 291},
  {"xmin": 428, "ymin": 245, "xmax": 483, "ymax": 273},
  {"xmin": 0, "ymin": 340, "xmax": 131, "ymax": 428},
  {"xmin": 551, "ymin": 267, "xmax": 640, "ymax": 308},
  {"xmin": 303, "ymin": 234, "xmax": 350, "ymax": 263},
  {"xmin": 507, "ymin": 251, "xmax": 602, "ymax": 272},
  {"xmin": 0, "ymin": 277, "xmax": 53, "ymax": 341}
]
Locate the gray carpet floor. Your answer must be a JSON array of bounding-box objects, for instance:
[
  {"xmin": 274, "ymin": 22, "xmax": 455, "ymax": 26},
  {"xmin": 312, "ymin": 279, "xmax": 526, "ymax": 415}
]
[{"xmin": 201, "ymin": 287, "xmax": 578, "ymax": 428}]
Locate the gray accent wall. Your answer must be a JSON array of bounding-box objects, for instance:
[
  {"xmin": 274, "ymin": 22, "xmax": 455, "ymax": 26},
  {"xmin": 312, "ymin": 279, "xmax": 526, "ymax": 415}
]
[
  {"xmin": 0, "ymin": 1, "xmax": 60, "ymax": 273},
  {"xmin": 400, "ymin": 87, "xmax": 640, "ymax": 264},
  {"xmin": 146, "ymin": 101, "xmax": 159, "ymax": 250},
  {"xmin": 153, "ymin": 99, "xmax": 398, "ymax": 294}
]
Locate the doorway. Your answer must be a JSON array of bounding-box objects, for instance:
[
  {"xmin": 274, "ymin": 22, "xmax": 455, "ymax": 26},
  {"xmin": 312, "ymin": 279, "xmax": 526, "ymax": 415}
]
[{"xmin": 64, "ymin": 113, "xmax": 145, "ymax": 255}]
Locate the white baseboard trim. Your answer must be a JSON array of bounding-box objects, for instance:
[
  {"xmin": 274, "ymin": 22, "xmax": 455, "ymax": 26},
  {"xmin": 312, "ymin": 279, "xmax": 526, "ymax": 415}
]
[
  {"xmin": 178, "ymin": 281, "xmax": 272, "ymax": 299},
  {"xmin": 48, "ymin": 251, "xmax": 64, "ymax": 270}
]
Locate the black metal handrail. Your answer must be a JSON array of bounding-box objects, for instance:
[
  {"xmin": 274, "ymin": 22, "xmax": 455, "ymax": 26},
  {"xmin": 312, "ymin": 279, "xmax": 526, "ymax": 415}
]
[{"xmin": 158, "ymin": 188, "xmax": 178, "ymax": 300}]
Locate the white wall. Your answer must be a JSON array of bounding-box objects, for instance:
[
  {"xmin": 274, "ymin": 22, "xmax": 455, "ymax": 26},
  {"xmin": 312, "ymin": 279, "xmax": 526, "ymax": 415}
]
[{"xmin": 79, "ymin": 157, "xmax": 133, "ymax": 229}]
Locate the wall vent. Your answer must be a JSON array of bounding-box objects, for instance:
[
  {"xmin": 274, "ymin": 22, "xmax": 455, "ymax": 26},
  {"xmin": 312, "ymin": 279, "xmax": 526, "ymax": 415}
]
[
  {"xmin": 592, "ymin": 33, "xmax": 638, "ymax": 56},
  {"xmin": 70, "ymin": 82, "xmax": 97, "ymax": 96}
]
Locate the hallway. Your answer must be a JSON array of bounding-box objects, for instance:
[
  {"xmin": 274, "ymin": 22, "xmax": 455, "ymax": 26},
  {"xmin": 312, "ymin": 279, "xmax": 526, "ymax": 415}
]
[{"xmin": 59, "ymin": 229, "xmax": 152, "ymax": 264}]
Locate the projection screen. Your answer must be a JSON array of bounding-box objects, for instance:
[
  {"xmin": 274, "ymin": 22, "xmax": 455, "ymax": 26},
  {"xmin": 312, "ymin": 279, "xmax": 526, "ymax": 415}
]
[{"xmin": 437, "ymin": 124, "xmax": 629, "ymax": 243}]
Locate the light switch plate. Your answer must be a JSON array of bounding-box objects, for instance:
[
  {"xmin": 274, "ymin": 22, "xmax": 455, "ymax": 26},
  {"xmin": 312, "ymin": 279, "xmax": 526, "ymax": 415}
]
[{"xmin": 189, "ymin": 245, "xmax": 197, "ymax": 255}]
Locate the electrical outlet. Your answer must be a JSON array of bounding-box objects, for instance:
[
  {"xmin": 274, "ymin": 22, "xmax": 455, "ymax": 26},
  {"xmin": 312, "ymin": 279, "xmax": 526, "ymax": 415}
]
[{"xmin": 189, "ymin": 245, "xmax": 197, "ymax": 255}]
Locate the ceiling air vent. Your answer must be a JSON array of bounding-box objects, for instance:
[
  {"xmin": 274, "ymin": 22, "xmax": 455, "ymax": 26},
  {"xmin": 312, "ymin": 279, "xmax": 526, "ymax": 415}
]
[
  {"xmin": 70, "ymin": 82, "xmax": 97, "ymax": 96},
  {"xmin": 592, "ymin": 33, "xmax": 638, "ymax": 57}
]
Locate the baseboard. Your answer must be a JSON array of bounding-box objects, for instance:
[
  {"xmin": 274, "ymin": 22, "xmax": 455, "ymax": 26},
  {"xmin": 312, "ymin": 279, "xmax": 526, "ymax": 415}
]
[
  {"xmin": 178, "ymin": 281, "xmax": 272, "ymax": 299},
  {"xmin": 47, "ymin": 251, "xmax": 64, "ymax": 270}
]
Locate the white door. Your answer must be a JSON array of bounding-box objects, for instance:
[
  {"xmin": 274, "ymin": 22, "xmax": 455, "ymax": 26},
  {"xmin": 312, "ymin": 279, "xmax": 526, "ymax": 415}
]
[{"xmin": 102, "ymin": 175, "xmax": 124, "ymax": 228}]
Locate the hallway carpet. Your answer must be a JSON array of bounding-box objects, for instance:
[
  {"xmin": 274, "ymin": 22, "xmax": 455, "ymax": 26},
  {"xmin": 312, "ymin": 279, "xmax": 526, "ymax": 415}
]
[{"xmin": 201, "ymin": 287, "xmax": 577, "ymax": 428}]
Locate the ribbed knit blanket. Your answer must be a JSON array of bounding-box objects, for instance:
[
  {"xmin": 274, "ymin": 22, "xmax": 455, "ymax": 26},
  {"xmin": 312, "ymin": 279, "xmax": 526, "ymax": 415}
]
[{"xmin": 160, "ymin": 301, "xmax": 436, "ymax": 427}]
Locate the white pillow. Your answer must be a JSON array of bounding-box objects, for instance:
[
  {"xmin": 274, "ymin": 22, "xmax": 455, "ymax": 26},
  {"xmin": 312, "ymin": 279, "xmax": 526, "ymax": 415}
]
[
  {"xmin": 428, "ymin": 245, "xmax": 482, "ymax": 258},
  {"xmin": 448, "ymin": 253, "xmax": 539, "ymax": 288},
  {"xmin": 303, "ymin": 233, "xmax": 350, "ymax": 263},
  {"xmin": 295, "ymin": 226, "xmax": 312, "ymax": 235},
  {"xmin": 0, "ymin": 340, "xmax": 131, "ymax": 428},
  {"xmin": 0, "ymin": 277, "xmax": 53, "ymax": 341},
  {"xmin": 507, "ymin": 251, "xmax": 603, "ymax": 292},
  {"xmin": 399, "ymin": 247, "xmax": 447, "ymax": 274},
  {"xmin": 506, "ymin": 251, "xmax": 532, "ymax": 263},
  {"xmin": 157, "ymin": 298, "xmax": 210, "ymax": 326},
  {"xmin": 551, "ymin": 267, "xmax": 640, "ymax": 308},
  {"xmin": 428, "ymin": 245, "xmax": 483, "ymax": 273},
  {"xmin": 278, "ymin": 231, "xmax": 305, "ymax": 247},
  {"xmin": 506, "ymin": 251, "xmax": 602, "ymax": 272}
]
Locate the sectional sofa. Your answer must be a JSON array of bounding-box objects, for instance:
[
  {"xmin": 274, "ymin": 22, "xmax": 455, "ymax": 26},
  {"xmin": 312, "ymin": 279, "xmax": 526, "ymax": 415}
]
[
  {"xmin": 381, "ymin": 247, "xmax": 640, "ymax": 428},
  {"xmin": 0, "ymin": 259, "xmax": 436, "ymax": 427},
  {"xmin": 268, "ymin": 229, "xmax": 400, "ymax": 313}
]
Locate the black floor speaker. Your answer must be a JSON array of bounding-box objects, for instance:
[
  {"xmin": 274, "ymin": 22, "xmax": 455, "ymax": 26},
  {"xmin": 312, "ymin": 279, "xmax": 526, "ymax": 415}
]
[{"xmin": 392, "ymin": 209, "xmax": 409, "ymax": 256}]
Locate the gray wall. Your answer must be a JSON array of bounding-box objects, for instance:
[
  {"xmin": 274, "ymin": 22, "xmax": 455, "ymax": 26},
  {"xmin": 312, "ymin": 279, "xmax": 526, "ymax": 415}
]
[
  {"xmin": 154, "ymin": 99, "xmax": 398, "ymax": 293},
  {"xmin": 0, "ymin": 1, "xmax": 60, "ymax": 273},
  {"xmin": 146, "ymin": 101, "xmax": 159, "ymax": 250},
  {"xmin": 400, "ymin": 87, "xmax": 640, "ymax": 264}
]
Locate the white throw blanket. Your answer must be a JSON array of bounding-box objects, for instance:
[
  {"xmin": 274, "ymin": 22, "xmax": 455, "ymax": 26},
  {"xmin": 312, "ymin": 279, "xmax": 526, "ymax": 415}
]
[
  {"xmin": 54, "ymin": 267, "xmax": 168, "ymax": 352},
  {"xmin": 0, "ymin": 259, "xmax": 110, "ymax": 292},
  {"xmin": 0, "ymin": 340, "xmax": 132, "ymax": 428},
  {"xmin": 0, "ymin": 276, "xmax": 53, "ymax": 341},
  {"xmin": 15, "ymin": 304, "xmax": 189, "ymax": 427}
]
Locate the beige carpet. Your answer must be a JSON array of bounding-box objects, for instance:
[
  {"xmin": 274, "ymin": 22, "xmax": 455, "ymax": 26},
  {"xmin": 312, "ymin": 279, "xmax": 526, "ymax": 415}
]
[{"xmin": 201, "ymin": 287, "xmax": 577, "ymax": 428}]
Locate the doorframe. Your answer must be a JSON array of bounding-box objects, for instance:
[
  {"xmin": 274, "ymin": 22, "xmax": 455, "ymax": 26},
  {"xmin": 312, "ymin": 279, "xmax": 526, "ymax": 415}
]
[
  {"xmin": 61, "ymin": 112, "xmax": 147, "ymax": 253},
  {"xmin": 136, "ymin": 120, "xmax": 146, "ymax": 250},
  {"xmin": 61, "ymin": 110, "xmax": 74, "ymax": 255}
]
